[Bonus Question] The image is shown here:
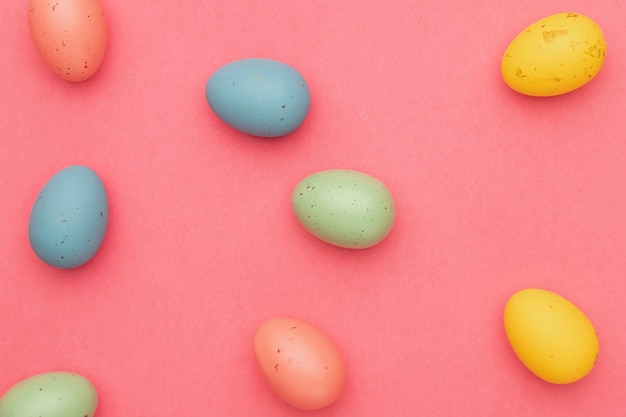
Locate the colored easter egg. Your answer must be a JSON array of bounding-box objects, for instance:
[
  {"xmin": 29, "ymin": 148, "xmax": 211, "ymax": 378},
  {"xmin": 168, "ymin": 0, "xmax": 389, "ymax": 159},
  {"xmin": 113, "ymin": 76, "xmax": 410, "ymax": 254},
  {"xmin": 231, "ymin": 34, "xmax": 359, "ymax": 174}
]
[
  {"xmin": 292, "ymin": 169, "xmax": 395, "ymax": 248},
  {"xmin": 0, "ymin": 371, "xmax": 97, "ymax": 417},
  {"xmin": 28, "ymin": 165, "xmax": 109, "ymax": 268},
  {"xmin": 501, "ymin": 12, "xmax": 606, "ymax": 96},
  {"xmin": 28, "ymin": 0, "xmax": 108, "ymax": 81},
  {"xmin": 206, "ymin": 58, "xmax": 310, "ymax": 137},
  {"xmin": 504, "ymin": 288, "xmax": 599, "ymax": 384},
  {"xmin": 254, "ymin": 317, "xmax": 346, "ymax": 410}
]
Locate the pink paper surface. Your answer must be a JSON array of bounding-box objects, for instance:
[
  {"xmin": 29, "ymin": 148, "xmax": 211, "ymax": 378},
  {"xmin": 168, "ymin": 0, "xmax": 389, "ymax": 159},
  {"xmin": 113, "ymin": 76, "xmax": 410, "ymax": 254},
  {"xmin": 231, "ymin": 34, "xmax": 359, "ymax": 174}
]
[{"xmin": 1, "ymin": 1, "xmax": 626, "ymax": 415}]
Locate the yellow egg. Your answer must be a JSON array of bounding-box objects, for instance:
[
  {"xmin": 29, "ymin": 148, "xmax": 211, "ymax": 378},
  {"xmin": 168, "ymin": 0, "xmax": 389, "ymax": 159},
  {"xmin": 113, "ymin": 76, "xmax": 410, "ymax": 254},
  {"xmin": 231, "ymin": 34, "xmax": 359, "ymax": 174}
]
[
  {"xmin": 503, "ymin": 288, "xmax": 599, "ymax": 384},
  {"xmin": 501, "ymin": 12, "xmax": 606, "ymax": 96}
]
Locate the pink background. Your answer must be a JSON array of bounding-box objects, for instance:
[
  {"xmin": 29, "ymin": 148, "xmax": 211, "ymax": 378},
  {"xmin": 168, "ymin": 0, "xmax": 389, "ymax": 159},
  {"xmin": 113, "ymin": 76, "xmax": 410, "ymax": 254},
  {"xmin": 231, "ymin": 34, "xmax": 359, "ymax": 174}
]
[{"xmin": 1, "ymin": 1, "xmax": 626, "ymax": 416}]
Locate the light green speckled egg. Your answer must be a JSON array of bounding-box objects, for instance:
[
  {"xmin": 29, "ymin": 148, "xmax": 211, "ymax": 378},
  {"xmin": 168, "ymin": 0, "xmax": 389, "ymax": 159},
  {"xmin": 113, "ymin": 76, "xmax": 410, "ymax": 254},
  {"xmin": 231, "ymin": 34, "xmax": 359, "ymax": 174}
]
[
  {"xmin": 292, "ymin": 169, "xmax": 396, "ymax": 249},
  {"xmin": 0, "ymin": 371, "xmax": 98, "ymax": 417}
]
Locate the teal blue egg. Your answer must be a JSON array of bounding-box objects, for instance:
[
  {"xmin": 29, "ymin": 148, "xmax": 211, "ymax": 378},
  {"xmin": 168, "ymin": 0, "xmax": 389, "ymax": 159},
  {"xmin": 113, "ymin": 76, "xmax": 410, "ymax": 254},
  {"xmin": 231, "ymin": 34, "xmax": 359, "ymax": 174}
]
[
  {"xmin": 28, "ymin": 165, "xmax": 109, "ymax": 269},
  {"xmin": 205, "ymin": 58, "xmax": 310, "ymax": 137}
]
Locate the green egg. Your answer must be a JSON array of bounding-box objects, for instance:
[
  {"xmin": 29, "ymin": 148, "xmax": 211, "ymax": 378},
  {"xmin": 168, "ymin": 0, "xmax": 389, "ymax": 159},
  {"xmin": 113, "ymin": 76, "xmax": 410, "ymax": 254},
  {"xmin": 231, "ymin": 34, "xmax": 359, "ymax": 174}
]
[
  {"xmin": 0, "ymin": 371, "xmax": 98, "ymax": 417},
  {"xmin": 291, "ymin": 169, "xmax": 396, "ymax": 249}
]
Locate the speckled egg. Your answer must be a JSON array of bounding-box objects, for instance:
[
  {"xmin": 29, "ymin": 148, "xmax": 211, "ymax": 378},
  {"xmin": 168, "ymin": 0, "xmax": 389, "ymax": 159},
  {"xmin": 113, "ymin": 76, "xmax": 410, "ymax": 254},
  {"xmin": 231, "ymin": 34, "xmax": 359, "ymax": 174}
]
[
  {"xmin": 504, "ymin": 288, "xmax": 599, "ymax": 384},
  {"xmin": 254, "ymin": 317, "xmax": 346, "ymax": 410},
  {"xmin": 28, "ymin": 165, "xmax": 109, "ymax": 268},
  {"xmin": 0, "ymin": 371, "xmax": 98, "ymax": 417},
  {"xmin": 501, "ymin": 12, "xmax": 606, "ymax": 96},
  {"xmin": 28, "ymin": 0, "xmax": 108, "ymax": 82},
  {"xmin": 205, "ymin": 58, "xmax": 310, "ymax": 137},
  {"xmin": 291, "ymin": 169, "xmax": 395, "ymax": 248}
]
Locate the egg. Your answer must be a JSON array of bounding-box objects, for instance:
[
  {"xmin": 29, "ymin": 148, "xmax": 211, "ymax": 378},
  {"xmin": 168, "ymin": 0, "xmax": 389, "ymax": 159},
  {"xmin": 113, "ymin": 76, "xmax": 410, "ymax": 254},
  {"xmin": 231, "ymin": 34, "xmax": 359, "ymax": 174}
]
[
  {"xmin": 28, "ymin": 0, "xmax": 108, "ymax": 82},
  {"xmin": 205, "ymin": 58, "xmax": 310, "ymax": 137},
  {"xmin": 28, "ymin": 165, "xmax": 109, "ymax": 268},
  {"xmin": 503, "ymin": 288, "xmax": 599, "ymax": 384},
  {"xmin": 501, "ymin": 12, "xmax": 606, "ymax": 96},
  {"xmin": 254, "ymin": 317, "xmax": 346, "ymax": 410},
  {"xmin": 0, "ymin": 371, "xmax": 98, "ymax": 417},
  {"xmin": 291, "ymin": 169, "xmax": 395, "ymax": 248}
]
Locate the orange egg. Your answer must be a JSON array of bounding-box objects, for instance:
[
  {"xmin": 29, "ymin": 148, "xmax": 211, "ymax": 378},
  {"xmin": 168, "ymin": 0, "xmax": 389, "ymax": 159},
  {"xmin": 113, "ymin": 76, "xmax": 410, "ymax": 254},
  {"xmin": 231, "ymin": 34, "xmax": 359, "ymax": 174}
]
[
  {"xmin": 28, "ymin": 0, "xmax": 108, "ymax": 82},
  {"xmin": 253, "ymin": 317, "xmax": 346, "ymax": 410}
]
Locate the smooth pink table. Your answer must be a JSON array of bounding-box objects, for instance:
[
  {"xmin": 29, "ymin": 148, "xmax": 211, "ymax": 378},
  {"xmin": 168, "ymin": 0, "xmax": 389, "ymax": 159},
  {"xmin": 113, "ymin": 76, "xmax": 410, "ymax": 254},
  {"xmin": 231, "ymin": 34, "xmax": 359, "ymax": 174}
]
[{"xmin": 1, "ymin": 1, "xmax": 625, "ymax": 415}]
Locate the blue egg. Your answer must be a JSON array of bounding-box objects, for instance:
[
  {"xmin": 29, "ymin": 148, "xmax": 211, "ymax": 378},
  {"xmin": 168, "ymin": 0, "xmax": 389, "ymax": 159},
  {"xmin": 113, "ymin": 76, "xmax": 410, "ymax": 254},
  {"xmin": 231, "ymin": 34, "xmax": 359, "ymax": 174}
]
[
  {"xmin": 205, "ymin": 58, "xmax": 310, "ymax": 137},
  {"xmin": 28, "ymin": 165, "xmax": 109, "ymax": 269}
]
